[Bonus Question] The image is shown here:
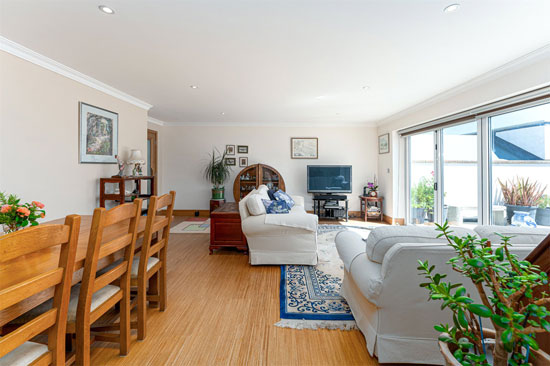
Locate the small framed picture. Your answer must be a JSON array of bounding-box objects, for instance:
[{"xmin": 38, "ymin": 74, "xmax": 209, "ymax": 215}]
[
  {"xmin": 226, "ymin": 145, "xmax": 235, "ymax": 155},
  {"xmin": 225, "ymin": 157, "xmax": 236, "ymax": 166},
  {"xmin": 79, "ymin": 102, "xmax": 118, "ymax": 164},
  {"xmin": 378, "ymin": 133, "xmax": 390, "ymax": 154},
  {"xmin": 237, "ymin": 145, "xmax": 248, "ymax": 154},
  {"xmin": 291, "ymin": 137, "xmax": 318, "ymax": 159},
  {"xmin": 239, "ymin": 157, "xmax": 248, "ymax": 167}
]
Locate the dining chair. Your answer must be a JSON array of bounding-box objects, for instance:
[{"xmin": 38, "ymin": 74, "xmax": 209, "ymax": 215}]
[
  {"xmin": 67, "ymin": 199, "xmax": 142, "ymax": 366},
  {"xmin": 0, "ymin": 215, "xmax": 80, "ymax": 366},
  {"xmin": 131, "ymin": 191, "xmax": 175, "ymax": 340}
]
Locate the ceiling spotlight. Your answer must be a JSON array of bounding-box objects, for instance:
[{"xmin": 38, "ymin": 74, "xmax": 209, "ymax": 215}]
[
  {"xmin": 362, "ymin": 86, "xmax": 370, "ymax": 91},
  {"xmin": 444, "ymin": 3, "xmax": 460, "ymax": 13},
  {"xmin": 220, "ymin": 112, "xmax": 226, "ymax": 115},
  {"xmin": 190, "ymin": 85, "xmax": 198, "ymax": 89},
  {"xmin": 98, "ymin": 5, "xmax": 115, "ymax": 14}
]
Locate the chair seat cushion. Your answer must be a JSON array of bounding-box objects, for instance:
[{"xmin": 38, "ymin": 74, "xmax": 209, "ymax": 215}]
[
  {"xmin": 131, "ymin": 256, "xmax": 160, "ymax": 278},
  {"xmin": 0, "ymin": 340, "xmax": 48, "ymax": 366},
  {"xmin": 67, "ymin": 284, "xmax": 120, "ymax": 322}
]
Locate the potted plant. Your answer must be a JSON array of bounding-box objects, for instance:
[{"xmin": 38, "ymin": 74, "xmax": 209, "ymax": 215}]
[
  {"xmin": 418, "ymin": 221, "xmax": 550, "ymax": 366},
  {"xmin": 367, "ymin": 180, "xmax": 379, "ymax": 197},
  {"xmin": 536, "ymin": 195, "xmax": 550, "ymax": 227},
  {"xmin": 203, "ymin": 149, "xmax": 231, "ymax": 200},
  {"xmin": 498, "ymin": 177, "xmax": 546, "ymax": 225},
  {"xmin": 0, "ymin": 192, "xmax": 46, "ymax": 234},
  {"xmin": 411, "ymin": 175, "xmax": 435, "ymax": 223}
]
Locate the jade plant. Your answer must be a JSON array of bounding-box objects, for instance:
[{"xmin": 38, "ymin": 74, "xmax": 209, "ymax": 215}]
[{"xmin": 417, "ymin": 221, "xmax": 550, "ymax": 366}]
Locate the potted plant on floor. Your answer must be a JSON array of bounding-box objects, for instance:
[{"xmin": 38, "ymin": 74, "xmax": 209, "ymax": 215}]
[
  {"xmin": 418, "ymin": 221, "xmax": 550, "ymax": 366},
  {"xmin": 536, "ymin": 195, "xmax": 550, "ymax": 227},
  {"xmin": 498, "ymin": 177, "xmax": 546, "ymax": 225},
  {"xmin": 411, "ymin": 175, "xmax": 435, "ymax": 223},
  {"xmin": 204, "ymin": 149, "xmax": 231, "ymax": 200}
]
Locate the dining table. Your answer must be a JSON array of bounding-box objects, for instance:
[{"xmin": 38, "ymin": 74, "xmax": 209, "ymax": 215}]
[{"xmin": 0, "ymin": 214, "xmax": 161, "ymax": 327}]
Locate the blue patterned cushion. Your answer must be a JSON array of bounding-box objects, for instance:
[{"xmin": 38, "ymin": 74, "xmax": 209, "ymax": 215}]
[
  {"xmin": 267, "ymin": 189, "xmax": 277, "ymax": 201},
  {"xmin": 262, "ymin": 199, "xmax": 290, "ymax": 214},
  {"xmin": 273, "ymin": 190, "xmax": 295, "ymax": 208}
]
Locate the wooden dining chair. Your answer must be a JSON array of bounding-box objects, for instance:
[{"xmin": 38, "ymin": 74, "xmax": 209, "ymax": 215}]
[
  {"xmin": 67, "ymin": 199, "xmax": 142, "ymax": 366},
  {"xmin": 131, "ymin": 191, "xmax": 175, "ymax": 340},
  {"xmin": 0, "ymin": 215, "xmax": 80, "ymax": 366}
]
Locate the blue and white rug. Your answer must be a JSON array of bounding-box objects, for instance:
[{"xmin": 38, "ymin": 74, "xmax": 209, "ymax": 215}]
[{"xmin": 276, "ymin": 224, "xmax": 371, "ymax": 330}]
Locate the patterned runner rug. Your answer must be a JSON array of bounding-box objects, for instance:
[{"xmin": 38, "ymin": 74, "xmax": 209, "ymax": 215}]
[{"xmin": 276, "ymin": 224, "xmax": 371, "ymax": 330}]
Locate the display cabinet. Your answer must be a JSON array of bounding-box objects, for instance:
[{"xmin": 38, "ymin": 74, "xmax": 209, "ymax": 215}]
[{"xmin": 232, "ymin": 164, "xmax": 285, "ymax": 202}]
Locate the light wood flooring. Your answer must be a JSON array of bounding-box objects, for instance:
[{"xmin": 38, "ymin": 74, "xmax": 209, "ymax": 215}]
[{"xmin": 90, "ymin": 217, "xmax": 381, "ymax": 365}]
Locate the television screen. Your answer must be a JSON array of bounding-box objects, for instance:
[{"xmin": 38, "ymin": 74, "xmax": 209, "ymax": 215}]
[{"xmin": 307, "ymin": 165, "xmax": 352, "ymax": 193}]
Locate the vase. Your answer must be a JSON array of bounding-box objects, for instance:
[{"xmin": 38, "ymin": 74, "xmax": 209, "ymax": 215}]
[
  {"xmin": 212, "ymin": 187, "xmax": 225, "ymax": 200},
  {"xmin": 511, "ymin": 211, "xmax": 537, "ymax": 228},
  {"xmin": 504, "ymin": 204, "xmax": 537, "ymax": 225}
]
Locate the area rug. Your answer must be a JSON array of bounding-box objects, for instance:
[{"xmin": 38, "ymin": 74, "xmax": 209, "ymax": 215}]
[
  {"xmin": 170, "ymin": 218, "xmax": 210, "ymax": 234},
  {"xmin": 275, "ymin": 224, "xmax": 371, "ymax": 330}
]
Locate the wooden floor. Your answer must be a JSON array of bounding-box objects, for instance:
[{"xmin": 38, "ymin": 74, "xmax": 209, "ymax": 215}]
[{"xmin": 90, "ymin": 217, "xmax": 380, "ymax": 365}]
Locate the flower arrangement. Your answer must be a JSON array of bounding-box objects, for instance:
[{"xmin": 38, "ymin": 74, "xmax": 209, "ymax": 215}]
[
  {"xmin": 418, "ymin": 221, "xmax": 550, "ymax": 366},
  {"xmin": 0, "ymin": 192, "xmax": 46, "ymax": 233}
]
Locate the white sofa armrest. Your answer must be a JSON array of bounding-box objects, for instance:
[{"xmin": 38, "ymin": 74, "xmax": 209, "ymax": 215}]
[
  {"xmin": 335, "ymin": 231, "xmax": 366, "ymax": 272},
  {"xmin": 290, "ymin": 195, "xmax": 305, "ymax": 207}
]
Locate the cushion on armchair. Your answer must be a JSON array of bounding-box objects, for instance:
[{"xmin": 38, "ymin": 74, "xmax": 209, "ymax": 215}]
[{"xmin": 262, "ymin": 199, "xmax": 290, "ymax": 214}]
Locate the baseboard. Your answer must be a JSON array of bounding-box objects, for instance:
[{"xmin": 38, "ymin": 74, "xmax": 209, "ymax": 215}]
[
  {"xmin": 383, "ymin": 214, "xmax": 405, "ymax": 225},
  {"xmin": 169, "ymin": 209, "xmax": 210, "ymax": 217}
]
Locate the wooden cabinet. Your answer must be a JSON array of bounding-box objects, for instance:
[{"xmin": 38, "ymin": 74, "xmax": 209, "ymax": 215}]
[
  {"xmin": 210, "ymin": 203, "xmax": 247, "ymax": 254},
  {"xmin": 233, "ymin": 164, "xmax": 285, "ymax": 202}
]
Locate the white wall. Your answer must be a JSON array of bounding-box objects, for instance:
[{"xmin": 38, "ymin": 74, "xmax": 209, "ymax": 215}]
[
  {"xmin": 377, "ymin": 51, "xmax": 550, "ymax": 220},
  {"xmin": 158, "ymin": 125, "xmax": 378, "ymax": 212},
  {"xmin": 0, "ymin": 51, "xmax": 148, "ymax": 220}
]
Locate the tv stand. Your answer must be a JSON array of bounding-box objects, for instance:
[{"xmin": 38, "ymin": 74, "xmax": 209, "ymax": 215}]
[{"xmin": 312, "ymin": 194, "xmax": 348, "ymax": 221}]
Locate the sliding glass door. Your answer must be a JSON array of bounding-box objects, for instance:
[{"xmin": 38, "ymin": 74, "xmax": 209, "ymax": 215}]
[{"xmin": 408, "ymin": 132, "xmax": 436, "ymax": 225}]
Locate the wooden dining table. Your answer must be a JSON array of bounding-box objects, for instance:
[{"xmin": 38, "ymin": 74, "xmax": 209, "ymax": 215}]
[{"xmin": 0, "ymin": 215, "xmax": 161, "ymax": 327}]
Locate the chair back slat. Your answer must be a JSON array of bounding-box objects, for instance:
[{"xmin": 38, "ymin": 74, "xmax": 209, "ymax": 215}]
[
  {"xmin": 0, "ymin": 268, "xmax": 64, "ymax": 311},
  {"xmin": 0, "ymin": 215, "xmax": 79, "ymax": 365},
  {"xmin": 93, "ymin": 261, "xmax": 128, "ymax": 292},
  {"xmin": 150, "ymin": 217, "xmax": 170, "ymax": 234},
  {"xmin": 148, "ymin": 238, "xmax": 166, "ymax": 257},
  {"xmin": 0, "ymin": 309, "xmax": 57, "ymax": 359},
  {"xmin": 103, "ymin": 203, "xmax": 142, "ymax": 227},
  {"xmin": 0, "ymin": 225, "xmax": 70, "ymax": 262},
  {"xmin": 155, "ymin": 194, "xmax": 174, "ymax": 210},
  {"xmin": 98, "ymin": 233, "xmax": 133, "ymax": 259}
]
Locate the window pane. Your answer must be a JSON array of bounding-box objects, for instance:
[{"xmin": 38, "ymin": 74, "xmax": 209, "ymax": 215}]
[
  {"xmin": 490, "ymin": 102, "xmax": 550, "ymax": 227},
  {"xmin": 442, "ymin": 121, "xmax": 479, "ymax": 227},
  {"xmin": 409, "ymin": 132, "xmax": 435, "ymax": 225}
]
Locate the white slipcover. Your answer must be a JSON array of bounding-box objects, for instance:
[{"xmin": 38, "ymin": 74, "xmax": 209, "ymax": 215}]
[
  {"xmin": 336, "ymin": 225, "xmax": 539, "ymax": 365},
  {"xmin": 240, "ymin": 185, "xmax": 318, "ymax": 265}
]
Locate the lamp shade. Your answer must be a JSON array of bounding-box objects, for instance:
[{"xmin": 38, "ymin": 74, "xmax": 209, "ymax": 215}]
[{"xmin": 128, "ymin": 149, "xmax": 143, "ymax": 162}]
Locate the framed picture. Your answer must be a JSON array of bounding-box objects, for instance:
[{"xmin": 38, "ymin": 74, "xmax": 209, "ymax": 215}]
[
  {"xmin": 79, "ymin": 102, "xmax": 118, "ymax": 163},
  {"xmin": 225, "ymin": 157, "xmax": 236, "ymax": 166},
  {"xmin": 378, "ymin": 133, "xmax": 390, "ymax": 154},
  {"xmin": 291, "ymin": 137, "xmax": 318, "ymax": 159},
  {"xmin": 239, "ymin": 157, "xmax": 248, "ymax": 167},
  {"xmin": 226, "ymin": 145, "xmax": 235, "ymax": 155},
  {"xmin": 237, "ymin": 145, "xmax": 248, "ymax": 154}
]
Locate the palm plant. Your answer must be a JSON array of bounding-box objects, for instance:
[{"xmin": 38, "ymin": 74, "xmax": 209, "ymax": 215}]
[{"xmin": 203, "ymin": 149, "xmax": 231, "ymax": 199}]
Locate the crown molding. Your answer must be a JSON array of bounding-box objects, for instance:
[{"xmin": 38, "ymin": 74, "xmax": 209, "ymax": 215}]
[
  {"xmin": 0, "ymin": 36, "xmax": 153, "ymax": 111},
  {"xmin": 157, "ymin": 120, "xmax": 376, "ymax": 127},
  {"xmin": 376, "ymin": 43, "xmax": 550, "ymax": 127},
  {"xmin": 147, "ymin": 117, "xmax": 167, "ymax": 126}
]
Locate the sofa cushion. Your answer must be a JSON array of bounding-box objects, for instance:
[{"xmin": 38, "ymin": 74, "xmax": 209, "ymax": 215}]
[
  {"xmin": 365, "ymin": 226, "xmax": 476, "ymax": 264},
  {"xmin": 267, "ymin": 189, "xmax": 277, "ymax": 201},
  {"xmin": 262, "ymin": 199, "xmax": 290, "ymax": 214},
  {"xmin": 246, "ymin": 194, "xmax": 266, "ymax": 216},
  {"xmin": 273, "ymin": 190, "xmax": 295, "ymax": 208},
  {"xmin": 474, "ymin": 225, "xmax": 550, "ymax": 245},
  {"xmin": 257, "ymin": 185, "xmax": 271, "ymax": 201}
]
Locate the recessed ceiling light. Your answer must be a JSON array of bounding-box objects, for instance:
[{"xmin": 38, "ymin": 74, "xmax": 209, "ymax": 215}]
[
  {"xmin": 444, "ymin": 3, "xmax": 460, "ymax": 13},
  {"xmin": 190, "ymin": 85, "xmax": 198, "ymax": 89},
  {"xmin": 98, "ymin": 5, "xmax": 115, "ymax": 14},
  {"xmin": 220, "ymin": 112, "xmax": 225, "ymax": 115},
  {"xmin": 362, "ymin": 86, "xmax": 370, "ymax": 91}
]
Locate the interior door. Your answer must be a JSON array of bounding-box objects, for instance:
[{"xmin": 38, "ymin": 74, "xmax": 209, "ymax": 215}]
[{"xmin": 147, "ymin": 129, "xmax": 158, "ymax": 195}]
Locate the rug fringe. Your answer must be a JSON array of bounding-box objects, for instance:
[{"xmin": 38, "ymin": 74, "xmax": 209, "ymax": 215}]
[{"xmin": 274, "ymin": 319, "xmax": 357, "ymax": 331}]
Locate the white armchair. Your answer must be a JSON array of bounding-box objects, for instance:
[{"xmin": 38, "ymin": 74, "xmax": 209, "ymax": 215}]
[{"xmin": 239, "ymin": 185, "xmax": 318, "ymax": 265}]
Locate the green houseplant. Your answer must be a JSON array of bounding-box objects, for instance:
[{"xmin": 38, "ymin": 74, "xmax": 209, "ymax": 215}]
[
  {"xmin": 418, "ymin": 221, "xmax": 550, "ymax": 366},
  {"xmin": 536, "ymin": 195, "xmax": 550, "ymax": 227},
  {"xmin": 411, "ymin": 174, "xmax": 435, "ymax": 223},
  {"xmin": 498, "ymin": 177, "xmax": 546, "ymax": 224},
  {"xmin": 203, "ymin": 149, "xmax": 232, "ymax": 200},
  {"xmin": 0, "ymin": 192, "xmax": 46, "ymax": 233}
]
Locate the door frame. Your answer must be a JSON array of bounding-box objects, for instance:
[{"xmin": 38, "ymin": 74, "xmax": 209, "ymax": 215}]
[{"xmin": 147, "ymin": 129, "xmax": 158, "ymax": 195}]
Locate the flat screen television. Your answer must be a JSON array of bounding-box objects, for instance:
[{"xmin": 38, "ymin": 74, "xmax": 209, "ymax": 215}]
[{"xmin": 307, "ymin": 165, "xmax": 352, "ymax": 194}]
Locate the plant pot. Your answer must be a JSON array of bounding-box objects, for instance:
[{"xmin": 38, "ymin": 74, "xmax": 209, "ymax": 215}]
[
  {"xmin": 412, "ymin": 207, "xmax": 425, "ymax": 224},
  {"xmin": 536, "ymin": 207, "xmax": 550, "ymax": 226},
  {"xmin": 504, "ymin": 204, "xmax": 537, "ymax": 225},
  {"xmin": 212, "ymin": 187, "xmax": 225, "ymax": 200},
  {"xmin": 439, "ymin": 329, "xmax": 550, "ymax": 366}
]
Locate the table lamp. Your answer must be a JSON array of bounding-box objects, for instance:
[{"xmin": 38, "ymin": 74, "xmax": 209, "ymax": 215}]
[{"xmin": 128, "ymin": 149, "xmax": 145, "ymax": 176}]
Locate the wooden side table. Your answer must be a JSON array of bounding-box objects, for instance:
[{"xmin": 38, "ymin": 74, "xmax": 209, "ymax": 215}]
[
  {"xmin": 210, "ymin": 203, "xmax": 248, "ymax": 254},
  {"xmin": 99, "ymin": 176, "xmax": 154, "ymax": 211},
  {"xmin": 359, "ymin": 196, "xmax": 384, "ymax": 222},
  {"xmin": 210, "ymin": 199, "xmax": 225, "ymax": 213}
]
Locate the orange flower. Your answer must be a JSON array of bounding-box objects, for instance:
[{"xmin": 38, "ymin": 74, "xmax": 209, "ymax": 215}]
[
  {"xmin": 17, "ymin": 207, "xmax": 31, "ymax": 217},
  {"xmin": 40, "ymin": 213, "xmax": 45, "ymax": 218},
  {"xmin": 1, "ymin": 204, "xmax": 11, "ymax": 213},
  {"xmin": 32, "ymin": 201, "xmax": 45, "ymax": 209}
]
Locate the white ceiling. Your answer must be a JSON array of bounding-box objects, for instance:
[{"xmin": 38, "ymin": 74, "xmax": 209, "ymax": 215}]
[{"xmin": 1, "ymin": 0, "xmax": 549, "ymax": 125}]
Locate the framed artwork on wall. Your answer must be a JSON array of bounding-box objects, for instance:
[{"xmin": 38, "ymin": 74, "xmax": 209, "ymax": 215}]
[
  {"xmin": 79, "ymin": 102, "xmax": 118, "ymax": 163},
  {"xmin": 226, "ymin": 145, "xmax": 235, "ymax": 155},
  {"xmin": 291, "ymin": 137, "xmax": 318, "ymax": 159},
  {"xmin": 239, "ymin": 157, "xmax": 248, "ymax": 167},
  {"xmin": 237, "ymin": 145, "xmax": 248, "ymax": 154},
  {"xmin": 225, "ymin": 157, "xmax": 236, "ymax": 166},
  {"xmin": 378, "ymin": 133, "xmax": 390, "ymax": 154}
]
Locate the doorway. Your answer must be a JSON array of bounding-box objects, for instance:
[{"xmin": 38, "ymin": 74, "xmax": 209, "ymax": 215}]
[{"xmin": 147, "ymin": 129, "xmax": 158, "ymax": 195}]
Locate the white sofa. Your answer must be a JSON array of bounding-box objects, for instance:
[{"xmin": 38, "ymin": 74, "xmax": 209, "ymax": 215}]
[
  {"xmin": 335, "ymin": 225, "xmax": 550, "ymax": 365},
  {"xmin": 239, "ymin": 185, "xmax": 318, "ymax": 265}
]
